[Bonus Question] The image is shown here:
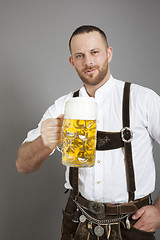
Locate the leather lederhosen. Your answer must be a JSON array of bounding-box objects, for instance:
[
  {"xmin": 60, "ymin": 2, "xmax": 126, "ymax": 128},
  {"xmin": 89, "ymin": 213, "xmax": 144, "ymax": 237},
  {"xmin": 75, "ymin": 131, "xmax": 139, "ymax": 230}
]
[{"xmin": 61, "ymin": 82, "xmax": 155, "ymax": 240}]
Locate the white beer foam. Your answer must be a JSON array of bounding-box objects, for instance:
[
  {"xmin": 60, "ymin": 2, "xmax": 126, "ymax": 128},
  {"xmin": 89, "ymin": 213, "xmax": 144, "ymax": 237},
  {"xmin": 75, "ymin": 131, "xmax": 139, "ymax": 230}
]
[{"xmin": 64, "ymin": 97, "xmax": 97, "ymax": 120}]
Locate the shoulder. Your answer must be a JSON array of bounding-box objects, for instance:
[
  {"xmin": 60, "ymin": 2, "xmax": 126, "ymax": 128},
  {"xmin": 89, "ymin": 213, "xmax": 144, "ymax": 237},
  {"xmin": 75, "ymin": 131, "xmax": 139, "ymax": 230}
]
[
  {"xmin": 130, "ymin": 82, "xmax": 155, "ymax": 94},
  {"xmin": 113, "ymin": 76, "xmax": 159, "ymax": 98},
  {"xmin": 54, "ymin": 89, "xmax": 80, "ymax": 107},
  {"xmin": 112, "ymin": 77, "xmax": 160, "ymax": 113},
  {"xmin": 54, "ymin": 92, "xmax": 73, "ymax": 106},
  {"xmin": 130, "ymin": 83, "xmax": 160, "ymax": 106},
  {"xmin": 47, "ymin": 90, "xmax": 78, "ymax": 117}
]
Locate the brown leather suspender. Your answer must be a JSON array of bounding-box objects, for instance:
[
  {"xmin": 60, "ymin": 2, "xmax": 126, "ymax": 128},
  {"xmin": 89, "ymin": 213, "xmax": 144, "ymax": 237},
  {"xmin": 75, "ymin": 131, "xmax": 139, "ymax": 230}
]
[
  {"xmin": 69, "ymin": 90, "xmax": 80, "ymax": 197},
  {"xmin": 122, "ymin": 82, "xmax": 136, "ymax": 201},
  {"xmin": 69, "ymin": 82, "xmax": 136, "ymax": 202}
]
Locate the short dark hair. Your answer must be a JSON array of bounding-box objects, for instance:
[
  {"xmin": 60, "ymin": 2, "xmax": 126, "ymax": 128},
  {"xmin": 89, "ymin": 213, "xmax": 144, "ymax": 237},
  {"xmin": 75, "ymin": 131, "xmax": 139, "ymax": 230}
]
[{"xmin": 69, "ymin": 25, "xmax": 108, "ymax": 53}]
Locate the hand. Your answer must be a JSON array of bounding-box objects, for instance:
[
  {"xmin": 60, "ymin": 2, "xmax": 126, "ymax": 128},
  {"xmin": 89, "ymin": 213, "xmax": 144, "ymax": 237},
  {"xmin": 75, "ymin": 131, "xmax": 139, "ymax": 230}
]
[
  {"xmin": 132, "ymin": 205, "xmax": 160, "ymax": 232},
  {"xmin": 41, "ymin": 114, "xmax": 64, "ymax": 150}
]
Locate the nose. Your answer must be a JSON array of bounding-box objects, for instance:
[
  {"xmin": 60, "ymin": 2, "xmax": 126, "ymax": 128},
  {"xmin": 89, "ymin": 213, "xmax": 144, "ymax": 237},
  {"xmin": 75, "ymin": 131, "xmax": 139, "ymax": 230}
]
[{"xmin": 83, "ymin": 54, "xmax": 93, "ymax": 67}]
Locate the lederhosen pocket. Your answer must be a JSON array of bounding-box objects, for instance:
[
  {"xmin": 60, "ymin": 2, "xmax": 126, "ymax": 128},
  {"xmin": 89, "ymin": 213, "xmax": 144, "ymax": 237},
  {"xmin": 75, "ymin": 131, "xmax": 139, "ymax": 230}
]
[
  {"xmin": 122, "ymin": 226, "xmax": 155, "ymax": 240},
  {"xmin": 61, "ymin": 195, "xmax": 78, "ymax": 240},
  {"xmin": 130, "ymin": 227, "xmax": 155, "ymax": 240},
  {"xmin": 121, "ymin": 216, "xmax": 155, "ymax": 240}
]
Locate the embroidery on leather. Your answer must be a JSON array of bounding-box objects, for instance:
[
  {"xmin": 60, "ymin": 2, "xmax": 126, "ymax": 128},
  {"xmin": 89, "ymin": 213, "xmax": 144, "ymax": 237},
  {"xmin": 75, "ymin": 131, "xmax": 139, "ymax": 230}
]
[{"xmin": 97, "ymin": 136, "xmax": 110, "ymax": 148}]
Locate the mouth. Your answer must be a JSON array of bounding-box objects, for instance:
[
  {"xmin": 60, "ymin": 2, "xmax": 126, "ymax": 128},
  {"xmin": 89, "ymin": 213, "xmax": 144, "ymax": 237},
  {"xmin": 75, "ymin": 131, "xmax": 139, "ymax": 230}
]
[{"xmin": 84, "ymin": 68, "xmax": 96, "ymax": 75}]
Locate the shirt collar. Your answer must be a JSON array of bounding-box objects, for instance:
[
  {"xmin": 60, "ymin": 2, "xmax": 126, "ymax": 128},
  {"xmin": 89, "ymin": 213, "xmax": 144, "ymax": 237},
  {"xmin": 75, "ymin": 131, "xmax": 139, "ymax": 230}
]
[{"xmin": 80, "ymin": 74, "xmax": 114, "ymax": 99}]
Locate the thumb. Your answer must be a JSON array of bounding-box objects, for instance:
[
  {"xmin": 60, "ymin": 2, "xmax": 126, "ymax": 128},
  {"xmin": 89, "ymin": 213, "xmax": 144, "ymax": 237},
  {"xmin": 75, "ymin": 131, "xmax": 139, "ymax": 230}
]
[
  {"xmin": 132, "ymin": 207, "xmax": 146, "ymax": 220},
  {"xmin": 58, "ymin": 114, "xmax": 64, "ymax": 119},
  {"xmin": 57, "ymin": 114, "xmax": 64, "ymax": 124}
]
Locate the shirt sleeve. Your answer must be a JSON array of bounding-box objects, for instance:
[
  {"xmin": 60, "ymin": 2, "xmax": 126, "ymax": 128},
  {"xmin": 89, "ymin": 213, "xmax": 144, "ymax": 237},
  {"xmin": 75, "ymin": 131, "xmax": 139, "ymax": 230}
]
[
  {"xmin": 23, "ymin": 104, "xmax": 59, "ymax": 143},
  {"xmin": 23, "ymin": 92, "xmax": 73, "ymax": 143},
  {"xmin": 145, "ymin": 89, "xmax": 160, "ymax": 144}
]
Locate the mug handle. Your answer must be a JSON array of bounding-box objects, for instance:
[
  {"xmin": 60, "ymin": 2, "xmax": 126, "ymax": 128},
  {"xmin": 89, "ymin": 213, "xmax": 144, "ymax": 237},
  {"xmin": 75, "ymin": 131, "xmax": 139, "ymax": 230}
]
[{"xmin": 56, "ymin": 144, "xmax": 63, "ymax": 153}]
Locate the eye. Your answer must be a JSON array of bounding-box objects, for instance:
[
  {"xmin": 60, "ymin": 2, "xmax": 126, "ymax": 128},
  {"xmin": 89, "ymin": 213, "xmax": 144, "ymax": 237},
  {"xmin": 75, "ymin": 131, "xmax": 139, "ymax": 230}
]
[
  {"xmin": 91, "ymin": 51, "xmax": 99, "ymax": 55},
  {"xmin": 75, "ymin": 54, "xmax": 83, "ymax": 59}
]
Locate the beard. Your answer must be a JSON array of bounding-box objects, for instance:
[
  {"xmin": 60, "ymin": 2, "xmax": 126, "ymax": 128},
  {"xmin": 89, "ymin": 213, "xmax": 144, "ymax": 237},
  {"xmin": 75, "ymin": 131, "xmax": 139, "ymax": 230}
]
[{"xmin": 75, "ymin": 58, "xmax": 109, "ymax": 86}]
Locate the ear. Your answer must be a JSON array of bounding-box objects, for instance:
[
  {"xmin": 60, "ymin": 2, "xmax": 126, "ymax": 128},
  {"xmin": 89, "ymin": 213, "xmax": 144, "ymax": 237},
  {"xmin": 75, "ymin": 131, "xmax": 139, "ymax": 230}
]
[
  {"xmin": 107, "ymin": 47, "xmax": 113, "ymax": 63},
  {"xmin": 69, "ymin": 56, "xmax": 75, "ymax": 69}
]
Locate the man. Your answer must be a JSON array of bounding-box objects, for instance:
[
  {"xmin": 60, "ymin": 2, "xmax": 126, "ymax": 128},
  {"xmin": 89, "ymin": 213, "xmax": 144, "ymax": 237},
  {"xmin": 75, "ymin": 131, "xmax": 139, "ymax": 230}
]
[{"xmin": 16, "ymin": 25, "xmax": 160, "ymax": 240}]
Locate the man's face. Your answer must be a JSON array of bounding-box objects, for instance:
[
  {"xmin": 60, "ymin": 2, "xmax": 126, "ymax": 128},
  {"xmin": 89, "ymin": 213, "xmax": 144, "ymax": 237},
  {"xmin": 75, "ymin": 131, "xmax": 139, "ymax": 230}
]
[{"xmin": 69, "ymin": 31, "xmax": 112, "ymax": 86}]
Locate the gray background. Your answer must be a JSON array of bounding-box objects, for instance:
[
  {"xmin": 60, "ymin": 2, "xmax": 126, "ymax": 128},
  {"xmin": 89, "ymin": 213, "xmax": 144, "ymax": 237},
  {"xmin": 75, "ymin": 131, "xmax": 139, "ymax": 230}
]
[{"xmin": 0, "ymin": 0, "xmax": 160, "ymax": 239}]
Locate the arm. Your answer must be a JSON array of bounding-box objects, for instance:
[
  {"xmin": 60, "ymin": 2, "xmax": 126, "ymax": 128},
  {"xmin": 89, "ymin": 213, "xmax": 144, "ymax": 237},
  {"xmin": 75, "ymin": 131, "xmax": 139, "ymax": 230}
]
[
  {"xmin": 131, "ymin": 90, "xmax": 160, "ymax": 231},
  {"xmin": 132, "ymin": 194, "xmax": 160, "ymax": 232},
  {"xmin": 16, "ymin": 136, "xmax": 52, "ymax": 173},
  {"xmin": 16, "ymin": 115, "xmax": 64, "ymax": 173}
]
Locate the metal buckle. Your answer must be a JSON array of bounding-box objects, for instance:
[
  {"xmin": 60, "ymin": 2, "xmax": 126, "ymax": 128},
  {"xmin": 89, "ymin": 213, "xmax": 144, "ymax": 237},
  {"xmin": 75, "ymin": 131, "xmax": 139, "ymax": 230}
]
[
  {"xmin": 121, "ymin": 127, "xmax": 133, "ymax": 143},
  {"xmin": 88, "ymin": 202, "xmax": 105, "ymax": 218}
]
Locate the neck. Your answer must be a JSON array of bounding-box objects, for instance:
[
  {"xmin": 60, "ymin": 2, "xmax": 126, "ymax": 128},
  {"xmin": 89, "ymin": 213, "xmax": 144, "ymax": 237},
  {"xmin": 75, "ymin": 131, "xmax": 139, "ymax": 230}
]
[{"xmin": 84, "ymin": 70, "xmax": 111, "ymax": 97}]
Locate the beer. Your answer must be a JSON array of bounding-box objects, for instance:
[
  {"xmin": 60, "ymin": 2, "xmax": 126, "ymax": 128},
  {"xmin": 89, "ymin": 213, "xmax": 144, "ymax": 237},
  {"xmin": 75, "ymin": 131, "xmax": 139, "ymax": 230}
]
[
  {"xmin": 62, "ymin": 97, "xmax": 97, "ymax": 167},
  {"xmin": 62, "ymin": 119, "xmax": 96, "ymax": 167}
]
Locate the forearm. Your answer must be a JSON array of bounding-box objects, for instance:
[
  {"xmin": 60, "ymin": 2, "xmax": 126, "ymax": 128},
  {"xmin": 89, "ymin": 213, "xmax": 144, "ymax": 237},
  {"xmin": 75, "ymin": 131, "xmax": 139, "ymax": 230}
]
[
  {"xmin": 16, "ymin": 136, "xmax": 53, "ymax": 173},
  {"xmin": 16, "ymin": 115, "xmax": 63, "ymax": 173}
]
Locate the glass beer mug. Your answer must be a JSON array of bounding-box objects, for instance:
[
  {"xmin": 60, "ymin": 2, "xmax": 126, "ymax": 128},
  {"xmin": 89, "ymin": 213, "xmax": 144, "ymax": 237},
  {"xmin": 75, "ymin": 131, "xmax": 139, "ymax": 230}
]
[{"xmin": 58, "ymin": 97, "xmax": 97, "ymax": 167}]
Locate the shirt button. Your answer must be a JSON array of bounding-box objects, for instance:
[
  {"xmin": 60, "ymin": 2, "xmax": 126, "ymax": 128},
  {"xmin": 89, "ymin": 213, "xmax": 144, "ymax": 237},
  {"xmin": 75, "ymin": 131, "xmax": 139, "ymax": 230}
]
[
  {"xmin": 97, "ymin": 181, "xmax": 101, "ymax": 184},
  {"xmin": 97, "ymin": 160, "xmax": 101, "ymax": 163}
]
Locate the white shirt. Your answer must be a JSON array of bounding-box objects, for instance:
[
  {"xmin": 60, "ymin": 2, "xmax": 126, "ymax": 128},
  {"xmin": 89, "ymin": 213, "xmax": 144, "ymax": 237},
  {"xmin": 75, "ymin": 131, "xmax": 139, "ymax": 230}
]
[{"xmin": 24, "ymin": 75, "xmax": 160, "ymax": 203}]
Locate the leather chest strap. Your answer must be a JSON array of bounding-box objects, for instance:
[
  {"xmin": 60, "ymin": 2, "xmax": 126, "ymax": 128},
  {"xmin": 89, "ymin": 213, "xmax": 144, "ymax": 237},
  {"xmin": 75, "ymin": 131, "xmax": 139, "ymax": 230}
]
[
  {"xmin": 72, "ymin": 91, "xmax": 124, "ymax": 151},
  {"xmin": 69, "ymin": 84, "xmax": 136, "ymax": 201},
  {"xmin": 96, "ymin": 131, "xmax": 123, "ymax": 150}
]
